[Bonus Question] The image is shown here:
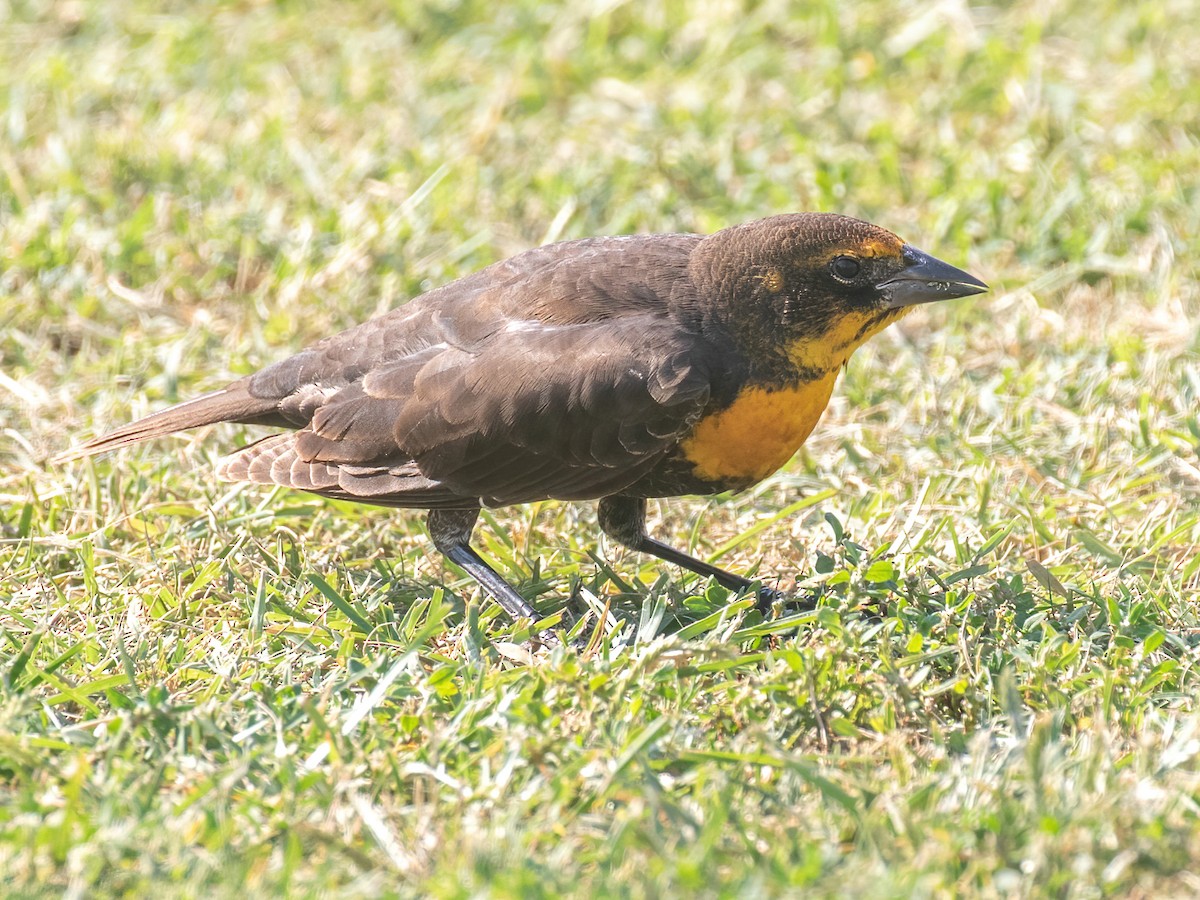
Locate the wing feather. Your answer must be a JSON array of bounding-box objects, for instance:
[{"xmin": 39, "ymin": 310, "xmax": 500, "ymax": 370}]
[
  {"xmin": 283, "ymin": 316, "xmax": 711, "ymax": 505},
  {"xmin": 109, "ymin": 232, "xmax": 716, "ymax": 509}
]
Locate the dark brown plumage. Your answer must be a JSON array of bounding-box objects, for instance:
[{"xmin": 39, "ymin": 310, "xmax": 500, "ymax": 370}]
[{"xmin": 60, "ymin": 213, "xmax": 986, "ymax": 627}]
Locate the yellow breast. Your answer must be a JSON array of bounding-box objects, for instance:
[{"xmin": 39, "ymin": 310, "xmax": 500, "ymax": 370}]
[{"xmin": 680, "ymin": 371, "xmax": 839, "ymax": 484}]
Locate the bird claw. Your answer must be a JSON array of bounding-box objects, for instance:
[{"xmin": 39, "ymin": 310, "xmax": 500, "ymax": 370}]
[
  {"xmin": 753, "ymin": 583, "xmax": 818, "ymax": 615},
  {"xmin": 753, "ymin": 584, "xmax": 784, "ymax": 612}
]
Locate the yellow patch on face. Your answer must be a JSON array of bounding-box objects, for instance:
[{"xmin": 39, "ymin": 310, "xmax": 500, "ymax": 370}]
[
  {"xmin": 762, "ymin": 267, "xmax": 785, "ymax": 293},
  {"xmin": 787, "ymin": 306, "xmax": 912, "ymax": 371},
  {"xmin": 681, "ymin": 371, "xmax": 840, "ymax": 484},
  {"xmin": 807, "ymin": 233, "xmax": 904, "ymax": 268},
  {"xmin": 855, "ymin": 235, "xmax": 904, "ymax": 259}
]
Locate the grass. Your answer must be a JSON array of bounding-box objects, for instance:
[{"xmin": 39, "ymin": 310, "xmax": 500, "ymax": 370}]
[{"xmin": 2, "ymin": 0, "xmax": 1199, "ymax": 895}]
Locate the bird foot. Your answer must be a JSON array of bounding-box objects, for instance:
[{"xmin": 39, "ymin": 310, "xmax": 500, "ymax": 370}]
[{"xmin": 753, "ymin": 583, "xmax": 818, "ymax": 615}]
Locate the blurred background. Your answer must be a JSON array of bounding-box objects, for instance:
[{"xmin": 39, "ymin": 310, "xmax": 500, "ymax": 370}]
[
  {"xmin": 3, "ymin": 0, "xmax": 1195, "ymax": 371},
  {"xmin": 1, "ymin": 0, "xmax": 1199, "ymax": 894}
]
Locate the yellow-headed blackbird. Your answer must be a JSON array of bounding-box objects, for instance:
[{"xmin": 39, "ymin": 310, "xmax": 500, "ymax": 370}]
[{"xmin": 61, "ymin": 213, "xmax": 986, "ymax": 624}]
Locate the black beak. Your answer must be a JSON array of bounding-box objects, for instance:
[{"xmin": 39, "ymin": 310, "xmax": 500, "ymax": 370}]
[{"xmin": 878, "ymin": 245, "xmax": 988, "ymax": 309}]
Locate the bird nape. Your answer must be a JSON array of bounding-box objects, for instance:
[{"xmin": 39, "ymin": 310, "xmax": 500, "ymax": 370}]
[{"xmin": 58, "ymin": 212, "xmax": 987, "ymax": 632}]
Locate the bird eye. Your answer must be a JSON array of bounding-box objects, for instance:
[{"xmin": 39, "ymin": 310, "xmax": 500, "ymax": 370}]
[{"xmin": 830, "ymin": 256, "xmax": 861, "ymax": 281}]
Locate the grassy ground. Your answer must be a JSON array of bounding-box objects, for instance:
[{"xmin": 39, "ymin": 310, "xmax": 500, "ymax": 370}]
[{"xmin": 2, "ymin": 0, "xmax": 1199, "ymax": 895}]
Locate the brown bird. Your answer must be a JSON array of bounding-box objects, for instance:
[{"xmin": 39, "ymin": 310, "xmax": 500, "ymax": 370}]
[{"xmin": 60, "ymin": 213, "xmax": 986, "ymax": 626}]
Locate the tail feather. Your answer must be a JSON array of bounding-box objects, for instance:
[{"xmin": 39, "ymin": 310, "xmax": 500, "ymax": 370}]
[
  {"xmin": 217, "ymin": 432, "xmax": 468, "ymax": 508},
  {"xmin": 216, "ymin": 433, "xmax": 340, "ymax": 489},
  {"xmin": 55, "ymin": 384, "xmax": 276, "ymax": 463}
]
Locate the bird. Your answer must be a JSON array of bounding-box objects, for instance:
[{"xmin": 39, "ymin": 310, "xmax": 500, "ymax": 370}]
[{"xmin": 58, "ymin": 212, "xmax": 987, "ymax": 627}]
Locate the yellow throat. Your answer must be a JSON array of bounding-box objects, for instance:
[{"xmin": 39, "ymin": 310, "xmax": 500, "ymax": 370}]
[{"xmin": 680, "ymin": 308, "xmax": 907, "ymax": 484}]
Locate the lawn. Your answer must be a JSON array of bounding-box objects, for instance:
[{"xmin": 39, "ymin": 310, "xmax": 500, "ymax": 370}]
[{"xmin": 2, "ymin": 0, "xmax": 1199, "ymax": 895}]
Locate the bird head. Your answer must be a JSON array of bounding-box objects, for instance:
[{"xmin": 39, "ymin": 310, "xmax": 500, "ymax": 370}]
[{"xmin": 693, "ymin": 213, "xmax": 988, "ymax": 377}]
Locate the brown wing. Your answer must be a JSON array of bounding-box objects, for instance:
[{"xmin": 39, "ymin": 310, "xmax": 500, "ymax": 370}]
[
  {"xmin": 243, "ymin": 232, "xmax": 705, "ymax": 425},
  {"xmin": 212, "ymin": 232, "xmax": 716, "ymax": 507},
  {"xmin": 63, "ymin": 232, "xmax": 708, "ymax": 487},
  {"xmin": 221, "ymin": 316, "xmax": 712, "ymax": 507}
]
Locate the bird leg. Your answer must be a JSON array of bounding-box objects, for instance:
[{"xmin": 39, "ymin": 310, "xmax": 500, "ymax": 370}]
[
  {"xmin": 597, "ymin": 495, "xmax": 786, "ymax": 612},
  {"xmin": 426, "ymin": 507, "xmax": 539, "ymax": 622}
]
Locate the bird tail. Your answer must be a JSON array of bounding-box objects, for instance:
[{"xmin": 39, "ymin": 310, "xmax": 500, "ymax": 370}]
[{"xmin": 54, "ymin": 384, "xmax": 277, "ymax": 463}]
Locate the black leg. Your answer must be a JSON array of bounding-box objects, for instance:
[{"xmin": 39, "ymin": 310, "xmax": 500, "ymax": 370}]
[
  {"xmin": 426, "ymin": 507, "xmax": 539, "ymax": 622},
  {"xmin": 597, "ymin": 495, "xmax": 788, "ymax": 612}
]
